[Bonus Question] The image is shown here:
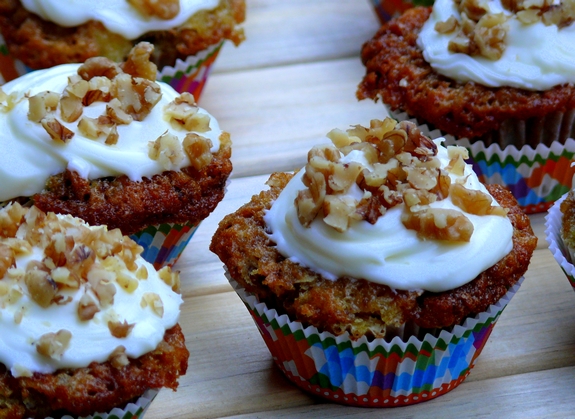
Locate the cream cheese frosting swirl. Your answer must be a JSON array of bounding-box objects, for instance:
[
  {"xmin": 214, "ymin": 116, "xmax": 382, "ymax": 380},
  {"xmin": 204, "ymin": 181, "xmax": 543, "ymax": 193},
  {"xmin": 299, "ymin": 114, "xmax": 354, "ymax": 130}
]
[
  {"xmin": 0, "ymin": 62, "xmax": 222, "ymax": 203},
  {"xmin": 265, "ymin": 121, "xmax": 513, "ymax": 293},
  {"xmin": 0, "ymin": 203, "xmax": 183, "ymax": 377},
  {"xmin": 20, "ymin": 0, "xmax": 220, "ymax": 40},
  {"xmin": 417, "ymin": 0, "xmax": 575, "ymax": 90}
]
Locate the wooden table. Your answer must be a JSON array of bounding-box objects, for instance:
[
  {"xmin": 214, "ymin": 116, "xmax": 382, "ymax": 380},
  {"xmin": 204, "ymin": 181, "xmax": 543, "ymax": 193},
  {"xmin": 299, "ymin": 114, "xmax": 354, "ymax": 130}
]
[{"xmin": 147, "ymin": 1, "xmax": 575, "ymax": 417}]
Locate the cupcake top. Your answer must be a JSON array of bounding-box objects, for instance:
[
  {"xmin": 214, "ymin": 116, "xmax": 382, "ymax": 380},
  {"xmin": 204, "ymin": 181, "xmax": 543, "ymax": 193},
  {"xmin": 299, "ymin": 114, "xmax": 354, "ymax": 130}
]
[
  {"xmin": 0, "ymin": 202, "xmax": 183, "ymax": 378},
  {"xmin": 0, "ymin": 42, "xmax": 223, "ymax": 203},
  {"xmin": 264, "ymin": 119, "xmax": 513, "ymax": 292},
  {"xmin": 418, "ymin": 0, "xmax": 575, "ymax": 90},
  {"xmin": 20, "ymin": 0, "xmax": 220, "ymax": 39}
]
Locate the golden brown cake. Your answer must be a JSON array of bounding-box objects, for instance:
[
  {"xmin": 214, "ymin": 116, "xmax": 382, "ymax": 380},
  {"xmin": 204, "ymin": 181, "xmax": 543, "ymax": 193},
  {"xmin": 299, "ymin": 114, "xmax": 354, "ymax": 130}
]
[{"xmin": 0, "ymin": 0, "xmax": 245, "ymax": 70}]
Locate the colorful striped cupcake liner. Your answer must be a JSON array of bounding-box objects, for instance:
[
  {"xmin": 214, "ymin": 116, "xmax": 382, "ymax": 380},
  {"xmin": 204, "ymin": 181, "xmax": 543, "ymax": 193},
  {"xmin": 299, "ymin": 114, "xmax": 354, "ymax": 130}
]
[
  {"xmin": 48, "ymin": 389, "xmax": 158, "ymax": 419},
  {"xmin": 369, "ymin": 0, "xmax": 434, "ymax": 23},
  {"xmin": 0, "ymin": 34, "xmax": 222, "ymax": 101},
  {"xmin": 391, "ymin": 111, "xmax": 575, "ymax": 214},
  {"xmin": 545, "ymin": 194, "xmax": 575, "ymax": 291},
  {"xmin": 157, "ymin": 41, "xmax": 223, "ymax": 101},
  {"xmin": 228, "ymin": 274, "xmax": 522, "ymax": 406},
  {"xmin": 131, "ymin": 221, "xmax": 200, "ymax": 270}
]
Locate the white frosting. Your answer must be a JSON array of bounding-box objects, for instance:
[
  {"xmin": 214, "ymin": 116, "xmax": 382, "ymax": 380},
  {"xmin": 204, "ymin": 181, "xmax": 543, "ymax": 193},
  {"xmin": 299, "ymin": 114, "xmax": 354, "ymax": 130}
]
[
  {"xmin": 0, "ymin": 64, "xmax": 222, "ymax": 202},
  {"xmin": 0, "ymin": 212, "xmax": 182, "ymax": 377},
  {"xmin": 417, "ymin": 0, "xmax": 575, "ymax": 90},
  {"xmin": 264, "ymin": 140, "xmax": 513, "ymax": 293},
  {"xmin": 20, "ymin": 0, "xmax": 220, "ymax": 40}
]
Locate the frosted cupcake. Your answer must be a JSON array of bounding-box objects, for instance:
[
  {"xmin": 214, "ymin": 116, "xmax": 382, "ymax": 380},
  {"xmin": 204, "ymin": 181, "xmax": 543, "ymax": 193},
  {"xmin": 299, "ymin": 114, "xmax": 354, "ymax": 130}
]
[
  {"xmin": 358, "ymin": 0, "xmax": 575, "ymax": 213},
  {"xmin": 211, "ymin": 118, "xmax": 537, "ymax": 405},
  {"xmin": 0, "ymin": 0, "xmax": 246, "ymax": 99},
  {"xmin": 546, "ymin": 185, "xmax": 575, "ymax": 292},
  {"xmin": 0, "ymin": 43, "xmax": 232, "ymax": 269},
  {"xmin": 0, "ymin": 202, "xmax": 188, "ymax": 418}
]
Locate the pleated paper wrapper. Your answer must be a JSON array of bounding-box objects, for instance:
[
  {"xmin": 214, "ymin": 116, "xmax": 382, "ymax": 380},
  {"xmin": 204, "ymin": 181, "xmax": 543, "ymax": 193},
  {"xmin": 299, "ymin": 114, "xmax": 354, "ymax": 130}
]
[
  {"xmin": 545, "ymin": 193, "xmax": 575, "ymax": 291},
  {"xmin": 46, "ymin": 389, "xmax": 158, "ymax": 419},
  {"xmin": 130, "ymin": 221, "xmax": 200, "ymax": 270},
  {"xmin": 228, "ymin": 274, "xmax": 523, "ymax": 407},
  {"xmin": 391, "ymin": 110, "xmax": 575, "ymax": 214},
  {"xmin": 0, "ymin": 34, "xmax": 222, "ymax": 101}
]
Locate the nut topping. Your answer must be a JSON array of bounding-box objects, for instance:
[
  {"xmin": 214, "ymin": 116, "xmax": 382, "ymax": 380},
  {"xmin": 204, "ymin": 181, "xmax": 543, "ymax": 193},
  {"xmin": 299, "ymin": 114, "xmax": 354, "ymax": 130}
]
[
  {"xmin": 294, "ymin": 118, "xmax": 507, "ymax": 242},
  {"xmin": 436, "ymin": 0, "xmax": 575, "ymax": 60},
  {"xmin": 36, "ymin": 329, "xmax": 72, "ymax": 359}
]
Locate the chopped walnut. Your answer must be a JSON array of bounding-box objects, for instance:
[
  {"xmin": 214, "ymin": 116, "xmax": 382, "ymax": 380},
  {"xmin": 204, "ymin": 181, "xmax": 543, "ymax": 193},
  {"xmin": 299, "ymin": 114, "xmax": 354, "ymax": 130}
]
[
  {"xmin": 28, "ymin": 91, "xmax": 59, "ymax": 123},
  {"xmin": 401, "ymin": 208, "xmax": 474, "ymax": 242},
  {"xmin": 121, "ymin": 41, "xmax": 157, "ymax": 81},
  {"xmin": 158, "ymin": 266, "xmax": 180, "ymax": 292},
  {"xmin": 450, "ymin": 183, "xmax": 509, "ymax": 216},
  {"xmin": 41, "ymin": 116, "xmax": 74, "ymax": 143},
  {"xmin": 0, "ymin": 243, "xmax": 15, "ymax": 278},
  {"xmin": 24, "ymin": 263, "xmax": 58, "ymax": 308},
  {"xmin": 78, "ymin": 57, "xmax": 121, "ymax": 81},
  {"xmin": 59, "ymin": 93, "xmax": 83, "ymax": 123},
  {"xmin": 141, "ymin": 292, "xmax": 164, "ymax": 317},
  {"xmin": 149, "ymin": 132, "xmax": 185, "ymax": 170},
  {"xmin": 165, "ymin": 92, "xmax": 211, "ymax": 132},
  {"xmin": 36, "ymin": 329, "xmax": 72, "ymax": 359},
  {"xmin": 108, "ymin": 319, "xmax": 135, "ymax": 338},
  {"xmin": 128, "ymin": 0, "xmax": 180, "ymax": 19},
  {"xmin": 78, "ymin": 292, "xmax": 100, "ymax": 321},
  {"xmin": 109, "ymin": 345, "xmax": 130, "ymax": 368},
  {"xmin": 183, "ymin": 133, "xmax": 214, "ymax": 171}
]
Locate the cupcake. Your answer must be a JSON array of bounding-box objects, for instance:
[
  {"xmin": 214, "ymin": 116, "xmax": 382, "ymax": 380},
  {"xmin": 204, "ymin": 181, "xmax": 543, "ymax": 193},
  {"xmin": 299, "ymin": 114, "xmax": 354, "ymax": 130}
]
[
  {"xmin": 358, "ymin": 0, "xmax": 575, "ymax": 213},
  {"xmin": 0, "ymin": 0, "xmax": 246, "ymax": 99},
  {"xmin": 0, "ymin": 202, "xmax": 188, "ymax": 418},
  {"xmin": 0, "ymin": 42, "xmax": 233, "ymax": 269},
  {"xmin": 546, "ymin": 188, "xmax": 575, "ymax": 291},
  {"xmin": 210, "ymin": 118, "xmax": 537, "ymax": 406}
]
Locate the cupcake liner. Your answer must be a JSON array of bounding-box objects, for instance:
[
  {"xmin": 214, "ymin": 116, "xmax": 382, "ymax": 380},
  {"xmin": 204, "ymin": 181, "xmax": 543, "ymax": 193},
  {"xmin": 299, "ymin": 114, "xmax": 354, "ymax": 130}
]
[
  {"xmin": 0, "ymin": 34, "xmax": 222, "ymax": 101},
  {"xmin": 130, "ymin": 221, "xmax": 200, "ymax": 270},
  {"xmin": 545, "ymin": 193, "xmax": 575, "ymax": 291},
  {"xmin": 369, "ymin": 0, "xmax": 434, "ymax": 23},
  {"xmin": 390, "ymin": 110, "xmax": 575, "ymax": 214},
  {"xmin": 227, "ymin": 273, "xmax": 522, "ymax": 407},
  {"xmin": 47, "ymin": 388, "xmax": 158, "ymax": 419},
  {"xmin": 157, "ymin": 41, "xmax": 223, "ymax": 101}
]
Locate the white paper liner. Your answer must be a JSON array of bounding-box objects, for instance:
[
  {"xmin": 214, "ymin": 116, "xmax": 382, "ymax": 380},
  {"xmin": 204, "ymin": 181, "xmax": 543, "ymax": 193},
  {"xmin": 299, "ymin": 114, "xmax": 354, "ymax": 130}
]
[{"xmin": 545, "ymin": 193, "xmax": 575, "ymax": 290}]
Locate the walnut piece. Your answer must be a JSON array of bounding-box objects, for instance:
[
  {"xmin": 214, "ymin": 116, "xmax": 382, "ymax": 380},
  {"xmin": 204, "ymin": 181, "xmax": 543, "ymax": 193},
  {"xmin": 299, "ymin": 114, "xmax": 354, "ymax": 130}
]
[
  {"xmin": 36, "ymin": 329, "xmax": 72, "ymax": 359},
  {"xmin": 108, "ymin": 319, "xmax": 135, "ymax": 338},
  {"xmin": 401, "ymin": 208, "xmax": 474, "ymax": 242},
  {"xmin": 128, "ymin": 0, "xmax": 180, "ymax": 19}
]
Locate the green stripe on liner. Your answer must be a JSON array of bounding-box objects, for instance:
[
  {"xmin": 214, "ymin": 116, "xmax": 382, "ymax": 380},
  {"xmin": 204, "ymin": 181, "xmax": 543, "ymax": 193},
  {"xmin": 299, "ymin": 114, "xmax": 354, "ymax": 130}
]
[
  {"xmin": 160, "ymin": 42, "xmax": 223, "ymax": 84},
  {"xmin": 472, "ymin": 149, "xmax": 575, "ymax": 167}
]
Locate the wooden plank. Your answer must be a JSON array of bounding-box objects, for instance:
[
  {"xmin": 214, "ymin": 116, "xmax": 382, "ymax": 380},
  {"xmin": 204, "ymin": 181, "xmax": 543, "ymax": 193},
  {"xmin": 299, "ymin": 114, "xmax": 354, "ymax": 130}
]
[
  {"xmin": 223, "ymin": 366, "xmax": 575, "ymax": 418},
  {"xmin": 212, "ymin": 0, "xmax": 382, "ymax": 73},
  {"xmin": 200, "ymin": 57, "xmax": 388, "ymax": 178}
]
